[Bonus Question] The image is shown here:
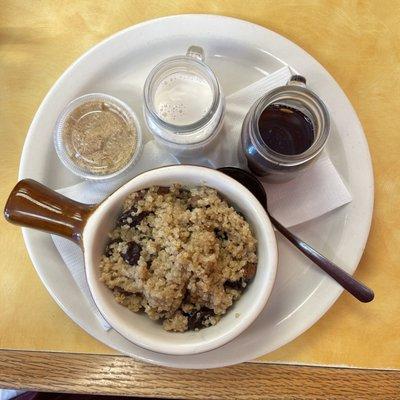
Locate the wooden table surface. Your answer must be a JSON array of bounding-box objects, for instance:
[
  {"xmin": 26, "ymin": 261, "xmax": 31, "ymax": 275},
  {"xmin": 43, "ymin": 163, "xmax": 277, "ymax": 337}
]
[{"xmin": 1, "ymin": 1, "xmax": 400, "ymax": 398}]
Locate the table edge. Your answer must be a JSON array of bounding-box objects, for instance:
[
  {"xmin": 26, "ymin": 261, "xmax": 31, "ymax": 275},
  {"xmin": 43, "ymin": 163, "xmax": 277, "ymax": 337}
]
[{"xmin": 0, "ymin": 350, "xmax": 398, "ymax": 399}]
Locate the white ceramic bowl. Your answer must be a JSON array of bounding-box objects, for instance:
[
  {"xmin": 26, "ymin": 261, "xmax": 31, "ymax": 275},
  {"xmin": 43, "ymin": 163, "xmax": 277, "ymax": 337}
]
[
  {"xmin": 85, "ymin": 165, "xmax": 278, "ymax": 355},
  {"xmin": 5, "ymin": 165, "xmax": 278, "ymax": 355}
]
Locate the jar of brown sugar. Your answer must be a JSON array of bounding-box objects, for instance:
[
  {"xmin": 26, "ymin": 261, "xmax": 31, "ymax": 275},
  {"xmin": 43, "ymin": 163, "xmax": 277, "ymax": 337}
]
[{"xmin": 54, "ymin": 93, "xmax": 143, "ymax": 180}]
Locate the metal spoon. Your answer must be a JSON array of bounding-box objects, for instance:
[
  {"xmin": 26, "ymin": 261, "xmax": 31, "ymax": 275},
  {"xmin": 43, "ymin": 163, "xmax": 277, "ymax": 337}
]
[{"xmin": 219, "ymin": 167, "xmax": 374, "ymax": 303}]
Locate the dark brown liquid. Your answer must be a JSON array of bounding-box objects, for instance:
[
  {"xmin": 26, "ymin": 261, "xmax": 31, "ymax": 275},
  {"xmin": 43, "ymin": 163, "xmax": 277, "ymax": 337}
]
[{"xmin": 258, "ymin": 104, "xmax": 314, "ymax": 155}]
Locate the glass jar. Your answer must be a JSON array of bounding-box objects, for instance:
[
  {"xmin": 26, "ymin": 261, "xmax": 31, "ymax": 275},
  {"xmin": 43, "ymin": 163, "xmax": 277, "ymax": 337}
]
[
  {"xmin": 143, "ymin": 46, "xmax": 225, "ymax": 160},
  {"xmin": 240, "ymin": 76, "xmax": 330, "ymax": 182}
]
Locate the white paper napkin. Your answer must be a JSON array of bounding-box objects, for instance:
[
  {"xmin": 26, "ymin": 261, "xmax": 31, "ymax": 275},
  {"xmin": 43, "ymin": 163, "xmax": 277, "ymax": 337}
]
[
  {"xmin": 211, "ymin": 67, "xmax": 352, "ymax": 227},
  {"xmin": 52, "ymin": 66, "xmax": 351, "ymax": 330}
]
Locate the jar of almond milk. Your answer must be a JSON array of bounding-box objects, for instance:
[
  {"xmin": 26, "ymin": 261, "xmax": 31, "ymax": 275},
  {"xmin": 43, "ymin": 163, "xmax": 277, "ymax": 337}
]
[{"xmin": 143, "ymin": 46, "xmax": 225, "ymax": 160}]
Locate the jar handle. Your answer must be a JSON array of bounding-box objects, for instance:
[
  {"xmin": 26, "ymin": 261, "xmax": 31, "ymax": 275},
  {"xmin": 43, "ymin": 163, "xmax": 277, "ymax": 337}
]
[
  {"xmin": 186, "ymin": 45, "xmax": 205, "ymax": 62},
  {"xmin": 288, "ymin": 75, "xmax": 307, "ymax": 88}
]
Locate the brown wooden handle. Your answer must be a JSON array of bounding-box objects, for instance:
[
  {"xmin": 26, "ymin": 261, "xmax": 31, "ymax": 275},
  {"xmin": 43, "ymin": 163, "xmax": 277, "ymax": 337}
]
[
  {"xmin": 269, "ymin": 215, "xmax": 374, "ymax": 303},
  {"xmin": 4, "ymin": 179, "xmax": 95, "ymax": 246}
]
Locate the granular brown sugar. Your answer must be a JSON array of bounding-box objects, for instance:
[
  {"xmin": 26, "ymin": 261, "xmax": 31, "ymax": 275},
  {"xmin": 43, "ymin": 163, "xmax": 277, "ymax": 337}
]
[{"xmin": 62, "ymin": 101, "xmax": 137, "ymax": 175}]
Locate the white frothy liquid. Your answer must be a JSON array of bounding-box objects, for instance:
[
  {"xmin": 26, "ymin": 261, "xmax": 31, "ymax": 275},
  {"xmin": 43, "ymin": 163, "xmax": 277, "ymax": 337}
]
[{"xmin": 154, "ymin": 72, "xmax": 213, "ymax": 126}]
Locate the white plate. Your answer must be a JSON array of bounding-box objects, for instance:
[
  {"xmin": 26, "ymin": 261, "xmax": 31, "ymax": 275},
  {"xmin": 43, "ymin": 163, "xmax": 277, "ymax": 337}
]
[{"xmin": 19, "ymin": 15, "xmax": 373, "ymax": 369}]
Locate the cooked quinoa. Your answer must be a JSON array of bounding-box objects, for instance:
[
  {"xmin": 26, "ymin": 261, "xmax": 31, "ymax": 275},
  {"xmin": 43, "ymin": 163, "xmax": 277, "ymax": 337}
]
[{"xmin": 99, "ymin": 184, "xmax": 257, "ymax": 332}]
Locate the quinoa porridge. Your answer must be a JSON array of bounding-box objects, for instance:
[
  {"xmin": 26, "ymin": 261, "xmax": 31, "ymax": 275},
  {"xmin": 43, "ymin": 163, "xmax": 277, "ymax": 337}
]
[{"xmin": 99, "ymin": 184, "xmax": 257, "ymax": 332}]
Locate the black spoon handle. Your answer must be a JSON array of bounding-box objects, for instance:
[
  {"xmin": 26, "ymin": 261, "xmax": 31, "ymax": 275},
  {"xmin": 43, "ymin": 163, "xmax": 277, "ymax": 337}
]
[{"xmin": 269, "ymin": 215, "xmax": 374, "ymax": 303}]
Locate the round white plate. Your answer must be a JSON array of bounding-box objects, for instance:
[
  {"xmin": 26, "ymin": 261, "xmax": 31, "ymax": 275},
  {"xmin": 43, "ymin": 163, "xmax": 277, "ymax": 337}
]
[{"xmin": 19, "ymin": 15, "xmax": 373, "ymax": 369}]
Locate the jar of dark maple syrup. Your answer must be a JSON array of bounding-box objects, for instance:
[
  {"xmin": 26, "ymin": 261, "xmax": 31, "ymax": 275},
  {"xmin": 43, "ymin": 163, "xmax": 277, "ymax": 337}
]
[{"xmin": 240, "ymin": 75, "xmax": 330, "ymax": 182}]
